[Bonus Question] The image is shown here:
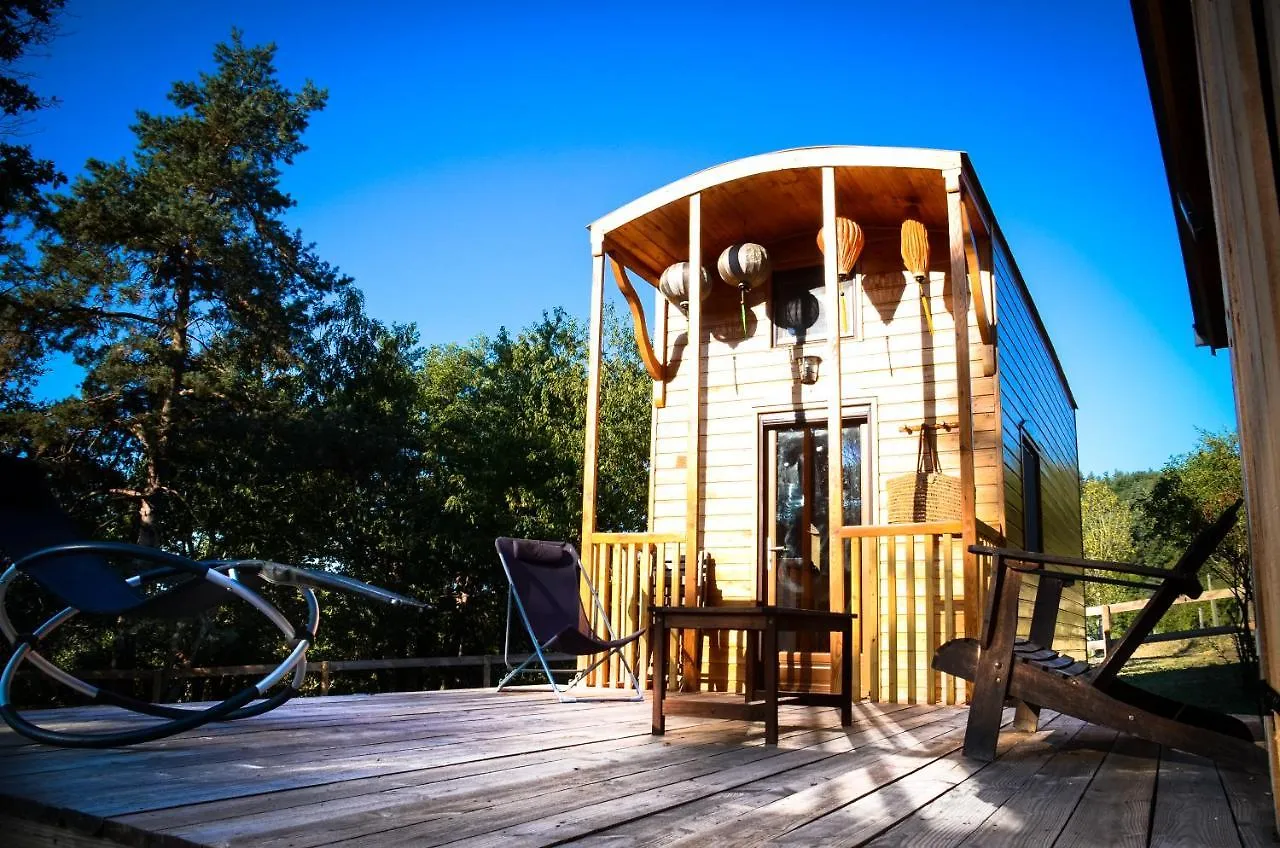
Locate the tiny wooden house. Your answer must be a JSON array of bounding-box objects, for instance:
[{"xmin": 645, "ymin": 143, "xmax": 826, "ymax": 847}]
[{"xmin": 578, "ymin": 147, "xmax": 1082, "ymax": 704}]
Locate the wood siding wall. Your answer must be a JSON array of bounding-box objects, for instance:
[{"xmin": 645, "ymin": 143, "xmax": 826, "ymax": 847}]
[
  {"xmin": 646, "ymin": 232, "xmax": 1002, "ymax": 694},
  {"xmin": 991, "ymin": 239, "xmax": 1085, "ymax": 653}
]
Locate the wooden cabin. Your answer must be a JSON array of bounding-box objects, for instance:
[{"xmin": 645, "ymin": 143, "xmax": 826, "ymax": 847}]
[
  {"xmin": 577, "ymin": 147, "xmax": 1082, "ymax": 705},
  {"xmin": 1132, "ymin": 0, "xmax": 1280, "ymax": 824}
]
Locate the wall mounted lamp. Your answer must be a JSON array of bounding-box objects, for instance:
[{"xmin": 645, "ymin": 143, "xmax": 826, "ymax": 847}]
[{"xmin": 797, "ymin": 354, "xmax": 821, "ymax": 385}]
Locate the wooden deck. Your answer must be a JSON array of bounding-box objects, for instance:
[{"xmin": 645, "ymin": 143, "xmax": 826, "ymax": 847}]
[{"xmin": 0, "ymin": 689, "xmax": 1274, "ymax": 847}]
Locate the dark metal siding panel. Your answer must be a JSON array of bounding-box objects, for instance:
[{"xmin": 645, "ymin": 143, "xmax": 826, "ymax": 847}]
[{"xmin": 994, "ymin": 240, "xmax": 1085, "ymax": 652}]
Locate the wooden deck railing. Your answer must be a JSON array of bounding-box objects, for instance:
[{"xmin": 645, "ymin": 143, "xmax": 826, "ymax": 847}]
[
  {"xmin": 582, "ymin": 533, "xmax": 688, "ymax": 690},
  {"xmin": 842, "ymin": 519, "xmax": 1004, "ymax": 706},
  {"xmin": 582, "ymin": 522, "xmax": 1003, "ymax": 703},
  {"xmin": 843, "ymin": 522, "xmax": 965, "ymax": 705}
]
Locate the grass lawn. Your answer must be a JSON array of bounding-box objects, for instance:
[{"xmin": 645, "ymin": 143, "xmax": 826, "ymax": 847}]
[{"xmin": 1118, "ymin": 635, "xmax": 1260, "ymax": 715}]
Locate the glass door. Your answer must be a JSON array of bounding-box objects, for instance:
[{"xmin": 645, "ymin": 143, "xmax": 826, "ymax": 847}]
[{"xmin": 764, "ymin": 419, "xmax": 866, "ymax": 611}]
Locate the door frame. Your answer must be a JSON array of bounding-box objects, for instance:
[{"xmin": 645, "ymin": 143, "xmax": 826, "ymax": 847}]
[{"xmin": 756, "ymin": 402, "xmax": 875, "ymax": 610}]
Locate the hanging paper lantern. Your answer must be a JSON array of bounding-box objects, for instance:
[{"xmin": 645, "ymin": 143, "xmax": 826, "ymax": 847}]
[
  {"xmin": 900, "ymin": 219, "xmax": 929, "ymax": 281},
  {"xmin": 717, "ymin": 243, "xmax": 771, "ymax": 335},
  {"xmin": 658, "ymin": 262, "xmax": 710, "ymax": 313},
  {"xmin": 816, "ymin": 217, "xmax": 865, "ymax": 281},
  {"xmin": 900, "ymin": 219, "xmax": 935, "ymax": 335},
  {"xmin": 775, "ymin": 290, "xmax": 822, "ymax": 334}
]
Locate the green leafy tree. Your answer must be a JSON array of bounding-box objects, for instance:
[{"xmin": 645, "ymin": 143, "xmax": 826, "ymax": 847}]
[
  {"xmin": 1132, "ymin": 432, "xmax": 1255, "ymax": 681},
  {"xmin": 1081, "ymin": 477, "xmax": 1138, "ymax": 617},
  {"xmin": 415, "ymin": 306, "xmax": 650, "ymax": 658}
]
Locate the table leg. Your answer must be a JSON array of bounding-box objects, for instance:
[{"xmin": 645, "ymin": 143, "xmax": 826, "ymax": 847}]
[
  {"xmin": 764, "ymin": 616, "xmax": 778, "ymax": 744},
  {"xmin": 840, "ymin": 619, "xmax": 854, "ymax": 727},
  {"xmin": 744, "ymin": 627, "xmax": 758, "ymax": 702},
  {"xmin": 652, "ymin": 613, "xmax": 667, "ymax": 736}
]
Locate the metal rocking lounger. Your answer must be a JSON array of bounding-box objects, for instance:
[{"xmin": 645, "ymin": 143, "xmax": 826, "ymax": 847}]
[
  {"xmin": 494, "ymin": 537, "xmax": 644, "ymax": 702},
  {"xmin": 0, "ymin": 457, "xmax": 425, "ymax": 748},
  {"xmin": 933, "ymin": 499, "xmax": 1266, "ymax": 771}
]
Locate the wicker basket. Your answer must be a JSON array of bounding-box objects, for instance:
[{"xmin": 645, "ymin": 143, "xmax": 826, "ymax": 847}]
[
  {"xmin": 887, "ymin": 471, "xmax": 961, "ymax": 523},
  {"xmin": 886, "ymin": 425, "xmax": 962, "ymax": 523}
]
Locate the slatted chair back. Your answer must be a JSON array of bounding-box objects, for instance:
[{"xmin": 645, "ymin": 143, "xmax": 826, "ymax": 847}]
[{"xmin": 1090, "ymin": 499, "xmax": 1242, "ymax": 689}]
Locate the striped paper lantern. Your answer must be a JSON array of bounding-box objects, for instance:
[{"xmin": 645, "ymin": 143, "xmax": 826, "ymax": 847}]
[
  {"xmin": 900, "ymin": 219, "xmax": 930, "ymax": 281},
  {"xmin": 816, "ymin": 217, "xmax": 865, "ymax": 280},
  {"xmin": 717, "ymin": 243, "xmax": 771, "ymax": 334},
  {"xmin": 658, "ymin": 262, "xmax": 710, "ymax": 313}
]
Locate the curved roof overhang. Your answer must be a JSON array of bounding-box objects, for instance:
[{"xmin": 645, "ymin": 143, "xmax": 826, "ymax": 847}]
[
  {"xmin": 588, "ymin": 146, "xmax": 965, "ymax": 285},
  {"xmin": 587, "ymin": 144, "xmax": 1077, "ymax": 410}
]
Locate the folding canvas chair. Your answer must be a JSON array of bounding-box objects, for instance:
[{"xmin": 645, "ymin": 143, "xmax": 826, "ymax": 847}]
[
  {"xmin": 494, "ymin": 537, "xmax": 644, "ymax": 702},
  {"xmin": 0, "ymin": 457, "xmax": 425, "ymax": 748}
]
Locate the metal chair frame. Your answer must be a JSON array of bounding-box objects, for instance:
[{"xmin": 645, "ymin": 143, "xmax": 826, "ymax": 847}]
[
  {"xmin": 0, "ymin": 541, "xmax": 421, "ymax": 748},
  {"xmin": 495, "ymin": 539, "xmax": 643, "ymax": 703}
]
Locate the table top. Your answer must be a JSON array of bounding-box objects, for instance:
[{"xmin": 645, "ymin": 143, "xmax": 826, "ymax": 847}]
[{"xmin": 650, "ymin": 605, "xmax": 856, "ymax": 628}]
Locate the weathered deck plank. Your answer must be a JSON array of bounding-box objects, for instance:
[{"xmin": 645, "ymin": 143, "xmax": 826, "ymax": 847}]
[
  {"xmin": 859, "ymin": 714, "xmax": 1087, "ymax": 848},
  {"xmin": 565, "ymin": 705, "xmax": 968, "ymax": 847},
  {"xmin": 1054, "ymin": 733, "xmax": 1160, "ymax": 848},
  {"xmin": 1150, "ymin": 749, "xmax": 1242, "ymax": 848},
  {"xmin": 952, "ymin": 723, "xmax": 1118, "ymax": 847},
  {"xmin": 0, "ymin": 689, "xmax": 1271, "ymax": 848}
]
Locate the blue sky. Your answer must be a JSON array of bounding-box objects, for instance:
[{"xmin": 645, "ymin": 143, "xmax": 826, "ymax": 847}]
[{"xmin": 19, "ymin": 1, "xmax": 1236, "ymax": 475}]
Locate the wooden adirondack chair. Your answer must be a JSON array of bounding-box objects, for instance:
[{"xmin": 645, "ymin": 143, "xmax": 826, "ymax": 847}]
[{"xmin": 933, "ymin": 499, "xmax": 1266, "ymax": 771}]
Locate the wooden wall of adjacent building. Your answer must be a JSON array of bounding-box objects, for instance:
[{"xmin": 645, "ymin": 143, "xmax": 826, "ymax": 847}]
[{"xmin": 991, "ymin": 237, "xmax": 1085, "ymax": 653}]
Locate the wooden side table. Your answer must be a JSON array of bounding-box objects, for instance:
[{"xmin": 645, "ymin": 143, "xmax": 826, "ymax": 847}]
[{"xmin": 650, "ymin": 605, "xmax": 855, "ymax": 744}]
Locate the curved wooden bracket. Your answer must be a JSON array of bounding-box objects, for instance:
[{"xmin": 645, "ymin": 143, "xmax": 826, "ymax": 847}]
[
  {"xmin": 608, "ymin": 255, "xmax": 665, "ymax": 383},
  {"xmin": 960, "ymin": 202, "xmax": 995, "ymax": 347}
]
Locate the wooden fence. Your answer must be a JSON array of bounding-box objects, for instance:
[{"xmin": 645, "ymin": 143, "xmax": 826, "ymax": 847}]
[
  {"xmin": 1085, "ymin": 586, "xmax": 1244, "ymax": 656},
  {"xmin": 582, "ymin": 522, "xmax": 1004, "ymax": 706},
  {"xmin": 19, "ymin": 653, "xmax": 576, "ymax": 703}
]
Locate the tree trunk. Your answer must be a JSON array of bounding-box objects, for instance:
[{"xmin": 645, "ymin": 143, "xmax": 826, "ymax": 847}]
[{"xmin": 136, "ymin": 248, "xmax": 192, "ymax": 547}]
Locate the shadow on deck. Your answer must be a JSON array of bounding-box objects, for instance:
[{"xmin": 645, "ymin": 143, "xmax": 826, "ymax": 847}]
[{"xmin": 0, "ymin": 689, "xmax": 1273, "ymax": 847}]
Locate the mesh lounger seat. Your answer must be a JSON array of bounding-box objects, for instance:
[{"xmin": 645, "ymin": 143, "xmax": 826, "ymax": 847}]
[
  {"xmin": 495, "ymin": 537, "xmax": 643, "ymax": 702},
  {"xmin": 0, "ymin": 457, "xmax": 425, "ymax": 748}
]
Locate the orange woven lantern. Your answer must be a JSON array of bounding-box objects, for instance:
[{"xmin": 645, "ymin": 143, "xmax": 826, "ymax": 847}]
[
  {"xmin": 900, "ymin": 219, "xmax": 935, "ymax": 335},
  {"xmin": 816, "ymin": 217, "xmax": 864, "ymax": 281}
]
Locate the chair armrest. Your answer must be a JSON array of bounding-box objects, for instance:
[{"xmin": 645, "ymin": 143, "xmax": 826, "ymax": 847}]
[{"xmin": 970, "ymin": 545, "xmax": 1191, "ymax": 582}]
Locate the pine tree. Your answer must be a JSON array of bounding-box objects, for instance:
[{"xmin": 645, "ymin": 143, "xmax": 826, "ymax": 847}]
[{"xmin": 4, "ymin": 32, "xmax": 351, "ymax": 546}]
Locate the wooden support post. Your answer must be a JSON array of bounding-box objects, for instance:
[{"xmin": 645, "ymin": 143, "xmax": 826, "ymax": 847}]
[
  {"xmin": 1192, "ymin": 2, "xmax": 1280, "ymax": 822},
  {"xmin": 821, "ymin": 166, "xmax": 847, "ymax": 696},
  {"xmin": 945, "ymin": 170, "xmax": 980, "ymax": 664},
  {"xmin": 581, "ymin": 252, "xmax": 606, "ymax": 556},
  {"xmin": 580, "ymin": 251, "xmax": 606, "ymax": 681},
  {"xmin": 764, "ymin": 614, "xmax": 779, "ymax": 744},
  {"xmin": 652, "ymin": 610, "xmax": 667, "ymax": 735},
  {"xmin": 683, "ymin": 193, "xmax": 703, "ymax": 686}
]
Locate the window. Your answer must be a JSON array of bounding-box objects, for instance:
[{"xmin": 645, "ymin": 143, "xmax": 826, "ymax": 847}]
[
  {"xmin": 771, "ymin": 265, "xmax": 858, "ymax": 346},
  {"xmin": 1021, "ymin": 435, "xmax": 1044, "ymax": 552}
]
